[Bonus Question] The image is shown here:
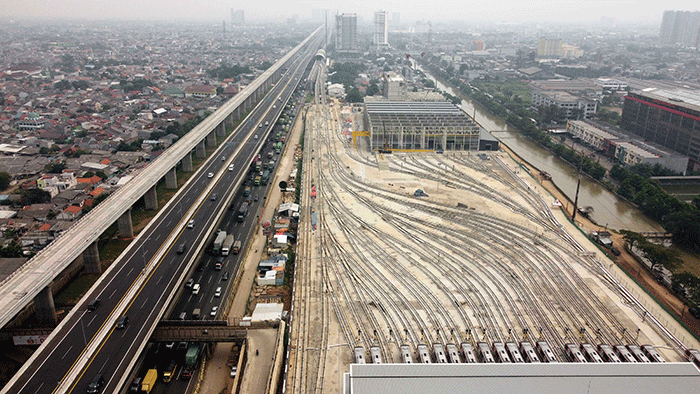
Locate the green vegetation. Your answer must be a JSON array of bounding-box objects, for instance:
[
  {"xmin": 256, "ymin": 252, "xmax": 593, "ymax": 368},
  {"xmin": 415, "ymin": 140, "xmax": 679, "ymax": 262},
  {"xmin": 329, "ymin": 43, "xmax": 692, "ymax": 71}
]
[
  {"xmin": 621, "ymin": 230, "xmax": 682, "ymax": 271},
  {"xmin": 422, "ymin": 61, "xmax": 607, "ymax": 181},
  {"xmin": 0, "ymin": 241, "xmax": 23, "ymax": 258},
  {"xmin": 0, "ymin": 172, "xmax": 10, "ymax": 190},
  {"xmin": 20, "ymin": 188, "xmax": 51, "ymax": 204},
  {"xmin": 328, "ymin": 62, "xmax": 366, "ymax": 91},
  {"xmin": 611, "ymin": 164, "xmax": 699, "ymax": 252},
  {"xmin": 207, "ymin": 63, "xmax": 252, "ymax": 80},
  {"xmin": 116, "ymin": 139, "xmax": 143, "ymax": 152},
  {"xmin": 44, "ymin": 162, "xmax": 66, "ymax": 173},
  {"xmin": 119, "ymin": 78, "xmax": 155, "ymax": 92}
]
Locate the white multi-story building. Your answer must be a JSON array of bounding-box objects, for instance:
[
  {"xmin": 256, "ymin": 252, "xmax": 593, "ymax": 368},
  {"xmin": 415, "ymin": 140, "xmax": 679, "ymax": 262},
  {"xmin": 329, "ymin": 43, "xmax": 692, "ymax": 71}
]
[
  {"xmin": 383, "ymin": 72, "xmax": 406, "ymax": 101},
  {"xmin": 335, "ymin": 13, "xmax": 358, "ymax": 51},
  {"xmin": 567, "ymin": 120, "xmax": 617, "ymax": 150},
  {"xmin": 374, "ymin": 11, "xmax": 388, "ymax": 47},
  {"xmin": 532, "ymin": 91, "xmax": 597, "ymax": 119}
]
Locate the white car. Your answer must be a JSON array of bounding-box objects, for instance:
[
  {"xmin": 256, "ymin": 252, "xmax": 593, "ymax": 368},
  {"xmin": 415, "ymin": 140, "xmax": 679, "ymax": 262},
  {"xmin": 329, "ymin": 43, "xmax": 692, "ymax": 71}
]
[
  {"xmin": 228, "ymin": 164, "xmax": 234, "ymax": 171},
  {"xmin": 215, "ymin": 287, "xmax": 222, "ymax": 297},
  {"xmin": 210, "ymin": 306, "xmax": 218, "ymax": 316},
  {"xmin": 187, "ymin": 220, "xmax": 194, "ymax": 228},
  {"xmin": 230, "ymin": 366, "xmax": 237, "ymax": 378},
  {"xmin": 207, "ymin": 172, "xmax": 214, "ymax": 178}
]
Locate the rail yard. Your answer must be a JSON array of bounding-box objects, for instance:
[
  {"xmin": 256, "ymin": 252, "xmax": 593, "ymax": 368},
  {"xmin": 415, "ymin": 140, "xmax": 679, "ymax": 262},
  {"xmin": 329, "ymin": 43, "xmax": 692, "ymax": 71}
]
[{"xmin": 286, "ymin": 90, "xmax": 700, "ymax": 393}]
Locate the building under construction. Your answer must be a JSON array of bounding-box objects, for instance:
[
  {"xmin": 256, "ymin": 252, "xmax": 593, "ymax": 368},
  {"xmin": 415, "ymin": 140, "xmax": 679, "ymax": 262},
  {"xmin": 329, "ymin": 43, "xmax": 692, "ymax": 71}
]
[{"xmin": 365, "ymin": 101, "xmax": 481, "ymax": 152}]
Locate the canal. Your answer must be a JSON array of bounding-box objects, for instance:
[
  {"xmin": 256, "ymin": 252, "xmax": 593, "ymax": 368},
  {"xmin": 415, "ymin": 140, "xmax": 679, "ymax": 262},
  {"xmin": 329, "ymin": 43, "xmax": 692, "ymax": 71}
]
[{"xmin": 426, "ymin": 70, "xmax": 663, "ymax": 232}]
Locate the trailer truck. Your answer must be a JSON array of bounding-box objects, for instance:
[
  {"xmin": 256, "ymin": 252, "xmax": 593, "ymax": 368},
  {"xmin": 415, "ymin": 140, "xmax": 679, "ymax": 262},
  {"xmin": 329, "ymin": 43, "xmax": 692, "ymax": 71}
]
[
  {"xmin": 221, "ymin": 234, "xmax": 234, "ymax": 256},
  {"xmin": 237, "ymin": 202, "xmax": 249, "ymax": 222},
  {"xmin": 212, "ymin": 231, "xmax": 227, "ymax": 255},
  {"xmin": 141, "ymin": 369, "xmax": 157, "ymax": 393},
  {"xmin": 162, "ymin": 360, "xmax": 177, "ymax": 382},
  {"xmin": 181, "ymin": 343, "xmax": 202, "ymax": 380}
]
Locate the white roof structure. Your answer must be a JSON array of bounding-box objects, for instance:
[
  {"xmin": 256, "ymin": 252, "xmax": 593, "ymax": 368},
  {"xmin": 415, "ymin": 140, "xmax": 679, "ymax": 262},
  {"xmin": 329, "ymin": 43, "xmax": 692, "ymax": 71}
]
[
  {"xmin": 345, "ymin": 363, "xmax": 700, "ymax": 394},
  {"xmin": 250, "ymin": 303, "xmax": 283, "ymax": 322},
  {"xmin": 278, "ymin": 202, "xmax": 299, "ymax": 214}
]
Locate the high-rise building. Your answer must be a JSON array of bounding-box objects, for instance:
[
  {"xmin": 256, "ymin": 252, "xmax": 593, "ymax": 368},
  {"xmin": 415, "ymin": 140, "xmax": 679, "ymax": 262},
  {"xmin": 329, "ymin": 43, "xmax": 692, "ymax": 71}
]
[
  {"xmin": 659, "ymin": 10, "xmax": 700, "ymax": 46},
  {"xmin": 537, "ymin": 38, "xmax": 562, "ymax": 57},
  {"xmin": 231, "ymin": 9, "xmax": 245, "ymax": 26},
  {"xmin": 335, "ymin": 13, "xmax": 358, "ymax": 51},
  {"xmin": 373, "ymin": 11, "xmax": 388, "ymax": 47}
]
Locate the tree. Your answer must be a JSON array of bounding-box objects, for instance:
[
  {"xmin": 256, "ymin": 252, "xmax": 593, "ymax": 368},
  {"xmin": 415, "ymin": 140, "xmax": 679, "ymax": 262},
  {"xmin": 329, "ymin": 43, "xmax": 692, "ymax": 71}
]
[
  {"xmin": 0, "ymin": 241, "xmax": 23, "ymax": 258},
  {"xmin": 367, "ymin": 82, "xmax": 380, "ymax": 96},
  {"xmin": 0, "ymin": 172, "xmax": 10, "ymax": 190},
  {"xmin": 620, "ymin": 230, "xmax": 647, "ymax": 250},
  {"xmin": 644, "ymin": 243, "xmax": 682, "ymax": 271},
  {"xmin": 44, "ymin": 162, "xmax": 66, "ymax": 174},
  {"xmin": 20, "ymin": 188, "xmax": 51, "ymax": 205},
  {"xmin": 346, "ymin": 87, "xmax": 363, "ymax": 103}
]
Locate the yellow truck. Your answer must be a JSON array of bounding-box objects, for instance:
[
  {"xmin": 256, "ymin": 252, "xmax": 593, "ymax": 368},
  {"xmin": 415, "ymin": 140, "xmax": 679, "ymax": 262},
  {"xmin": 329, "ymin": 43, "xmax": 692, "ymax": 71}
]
[{"xmin": 141, "ymin": 369, "xmax": 157, "ymax": 393}]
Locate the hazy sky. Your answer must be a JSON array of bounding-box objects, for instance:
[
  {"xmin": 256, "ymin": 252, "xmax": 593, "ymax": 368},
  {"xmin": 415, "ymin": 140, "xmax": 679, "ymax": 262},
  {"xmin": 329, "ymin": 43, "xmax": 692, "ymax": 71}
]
[{"xmin": 2, "ymin": 0, "xmax": 699, "ymax": 24}]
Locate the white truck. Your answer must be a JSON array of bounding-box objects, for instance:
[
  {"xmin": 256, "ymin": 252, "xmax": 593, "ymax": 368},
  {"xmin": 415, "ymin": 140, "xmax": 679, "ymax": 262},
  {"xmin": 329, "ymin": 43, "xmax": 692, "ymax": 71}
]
[
  {"xmin": 212, "ymin": 231, "xmax": 227, "ymax": 255},
  {"xmin": 221, "ymin": 234, "xmax": 234, "ymax": 256}
]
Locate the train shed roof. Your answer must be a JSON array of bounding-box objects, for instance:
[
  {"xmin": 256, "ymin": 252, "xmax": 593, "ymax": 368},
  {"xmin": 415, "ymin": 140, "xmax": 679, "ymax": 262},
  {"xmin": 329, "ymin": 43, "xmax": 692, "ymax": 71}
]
[{"xmin": 344, "ymin": 363, "xmax": 700, "ymax": 394}]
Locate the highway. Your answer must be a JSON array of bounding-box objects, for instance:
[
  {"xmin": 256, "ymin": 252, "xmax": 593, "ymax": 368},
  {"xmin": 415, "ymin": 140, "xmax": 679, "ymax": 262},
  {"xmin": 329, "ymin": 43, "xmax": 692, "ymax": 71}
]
[{"xmin": 3, "ymin": 30, "xmax": 322, "ymax": 394}]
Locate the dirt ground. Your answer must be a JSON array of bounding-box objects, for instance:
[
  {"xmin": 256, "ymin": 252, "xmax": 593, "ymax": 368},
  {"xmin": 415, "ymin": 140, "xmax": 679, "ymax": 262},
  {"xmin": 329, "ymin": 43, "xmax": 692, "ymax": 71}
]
[{"xmin": 500, "ymin": 143, "xmax": 700, "ymax": 339}]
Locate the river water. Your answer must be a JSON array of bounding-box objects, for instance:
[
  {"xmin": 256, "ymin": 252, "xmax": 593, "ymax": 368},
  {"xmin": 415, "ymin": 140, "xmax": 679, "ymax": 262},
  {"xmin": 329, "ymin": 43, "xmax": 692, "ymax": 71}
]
[{"xmin": 428, "ymin": 74, "xmax": 663, "ymax": 232}]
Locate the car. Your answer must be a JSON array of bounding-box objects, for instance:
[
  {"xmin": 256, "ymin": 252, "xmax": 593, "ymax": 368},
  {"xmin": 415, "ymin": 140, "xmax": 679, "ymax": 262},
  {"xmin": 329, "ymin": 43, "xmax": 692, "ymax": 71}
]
[
  {"xmin": 210, "ymin": 193, "xmax": 217, "ymax": 201},
  {"xmin": 221, "ymin": 156, "xmax": 226, "ymax": 161},
  {"xmin": 254, "ymin": 135, "xmax": 259, "ymax": 139},
  {"xmin": 86, "ymin": 373, "xmax": 105, "ymax": 394},
  {"xmin": 176, "ymin": 242, "xmax": 187, "ymax": 254},
  {"xmin": 689, "ymin": 307, "xmax": 700, "ymax": 319},
  {"xmin": 116, "ymin": 315, "xmax": 129, "ymax": 329},
  {"xmin": 187, "ymin": 220, "xmax": 194, "ymax": 229},
  {"xmin": 165, "ymin": 342, "xmax": 175, "ymax": 350},
  {"xmin": 210, "ymin": 306, "xmax": 218, "ymax": 316},
  {"xmin": 207, "ymin": 172, "xmax": 214, "ymax": 178},
  {"xmin": 610, "ymin": 246, "xmax": 621, "ymax": 256},
  {"xmin": 87, "ymin": 299, "xmax": 101, "ymax": 312},
  {"xmin": 192, "ymin": 284, "xmax": 200, "ymax": 295},
  {"xmin": 273, "ymin": 104, "xmax": 276, "ymax": 109},
  {"xmin": 215, "ymin": 287, "xmax": 222, "ymax": 297},
  {"xmin": 228, "ymin": 164, "xmax": 234, "ymax": 171},
  {"xmin": 258, "ymin": 123, "xmax": 263, "ymax": 128},
  {"xmin": 177, "ymin": 341, "xmax": 188, "ymax": 351},
  {"xmin": 222, "ymin": 271, "xmax": 229, "ymax": 281},
  {"xmin": 230, "ymin": 366, "xmax": 237, "ymax": 378},
  {"xmin": 253, "ymin": 195, "xmax": 259, "ymax": 202},
  {"xmin": 185, "ymin": 278, "xmax": 194, "ymax": 288}
]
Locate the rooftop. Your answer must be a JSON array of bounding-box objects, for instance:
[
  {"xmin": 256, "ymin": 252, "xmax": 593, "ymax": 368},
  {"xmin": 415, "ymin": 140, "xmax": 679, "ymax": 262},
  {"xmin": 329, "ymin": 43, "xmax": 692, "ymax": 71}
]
[
  {"xmin": 365, "ymin": 101, "xmax": 478, "ymax": 129},
  {"xmin": 636, "ymin": 88, "xmax": 700, "ymax": 113},
  {"xmin": 345, "ymin": 363, "xmax": 700, "ymax": 394}
]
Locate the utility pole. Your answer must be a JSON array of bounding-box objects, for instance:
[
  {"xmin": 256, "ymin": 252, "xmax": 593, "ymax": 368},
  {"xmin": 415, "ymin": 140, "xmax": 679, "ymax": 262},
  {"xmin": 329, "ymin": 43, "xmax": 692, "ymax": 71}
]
[{"xmin": 571, "ymin": 150, "xmax": 584, "ymax": 222}]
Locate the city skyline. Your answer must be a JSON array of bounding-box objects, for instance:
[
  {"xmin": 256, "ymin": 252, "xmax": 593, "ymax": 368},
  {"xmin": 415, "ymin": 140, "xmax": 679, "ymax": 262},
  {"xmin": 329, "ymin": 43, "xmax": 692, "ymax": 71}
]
[{"xmin": 2, "ymin": 0, "xmax": 700, "ymax": 24}]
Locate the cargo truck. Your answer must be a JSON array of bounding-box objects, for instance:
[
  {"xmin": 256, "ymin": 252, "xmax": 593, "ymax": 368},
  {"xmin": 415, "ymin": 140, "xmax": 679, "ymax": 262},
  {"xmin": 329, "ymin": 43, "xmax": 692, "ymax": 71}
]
[
  {"xmin": 221, "ymin": 234, "xmax": 234, "ymax": 256},
  {"xmin": 212, "ymin": 231, "xmax": 227, "ymax": 255},
  {"xmin": 261, "ymin": 170, "xmax": 270, "ymax": 186},
  {"xmin": 237, "ymin": 202, "xmax": 249, "ymax": 222},
  {"xmin": 181, "ymin": 343, "xmax": 201, "ymax": 380},
  {"xmin": 233, "ymin": 240, "xmax": 241, "ymax": 254},
  {"xmin": 254, "ymin": 175, "xmax": 261, "ymax": 186},
  {"xmin": 141, "ymin": 369, "xmax": 157, "ymax": 393}
]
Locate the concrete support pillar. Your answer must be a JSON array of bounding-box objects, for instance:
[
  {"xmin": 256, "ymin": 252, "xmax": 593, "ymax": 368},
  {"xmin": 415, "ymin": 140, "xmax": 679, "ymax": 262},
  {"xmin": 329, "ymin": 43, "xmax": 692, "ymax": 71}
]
[
  {"xmin": 206, "ymin": 131, "xmax": 217, "ymax": 148},
  {"xmin": 165, "ymin": 167, "xmax": 177, "ymax": 189},
  {"xmin": 117, "ymin": 208, "xmax": 134, "ymax": 238},
  {"xmin": 83, "ymin": 241, "xmax": 101, "ymax": 274},
  {"xmin": 144, "ymin": 185, "xmax": 158, "ymax": 210},
  {"xmin": 233, "ymin": 107, "xmax": 240, "ymax": 120},
  {"xmin": 196, "ymin": 140, "xmax": 206, "ymax": 158},
  {"xmin": 216, "ymin": 123, "xmax": 225, "ymax": 137},
  {"xmin": 182, "ymin": 152, "xmax": 193, "ymax": 172},
  {"xmin": 34, "ymin": 285, "xmax": 57, "ymax": 325}
]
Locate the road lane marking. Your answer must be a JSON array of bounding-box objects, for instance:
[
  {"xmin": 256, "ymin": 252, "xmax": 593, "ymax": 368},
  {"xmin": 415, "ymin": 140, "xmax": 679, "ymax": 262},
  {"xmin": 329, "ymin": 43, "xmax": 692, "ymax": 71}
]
[{"xmin": 61, "ymin": 346, "xmax": 73, "ymax": 360}]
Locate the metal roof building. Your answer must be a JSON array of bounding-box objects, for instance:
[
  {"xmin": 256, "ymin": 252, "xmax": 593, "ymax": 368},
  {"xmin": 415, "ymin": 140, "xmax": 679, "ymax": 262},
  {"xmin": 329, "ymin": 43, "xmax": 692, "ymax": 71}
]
[
  {"xmin": 364, "ymin": 101, "xmax": 481, "ymax": 152},
  {"xmin": 344, "ymin": 363, "xmax": 700, "ymax": 394}
]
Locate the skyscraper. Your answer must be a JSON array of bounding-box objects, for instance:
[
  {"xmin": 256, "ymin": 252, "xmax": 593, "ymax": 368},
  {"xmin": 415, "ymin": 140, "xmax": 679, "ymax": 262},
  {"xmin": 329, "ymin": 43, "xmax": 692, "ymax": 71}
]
[
  {"xmin": 335, "ymin": 13, "xmax": 358, "ymax": 51},
  {"xmin": 374, "ymin": 11, "xmax": 388, "ymax": 47},
  {"xmin": 659, "ymin": 10, "xmax": 700, "ymax": 46},
  {"xmin": 231, "ymin": 9, "xmax": 245, "ymax": 26}
]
